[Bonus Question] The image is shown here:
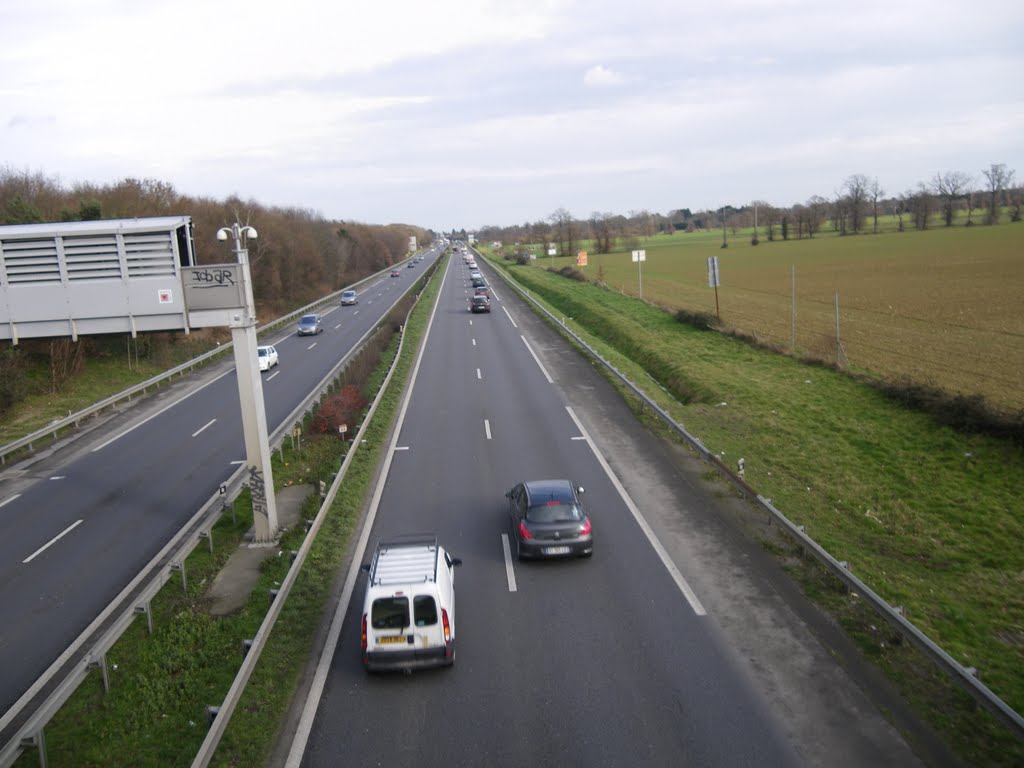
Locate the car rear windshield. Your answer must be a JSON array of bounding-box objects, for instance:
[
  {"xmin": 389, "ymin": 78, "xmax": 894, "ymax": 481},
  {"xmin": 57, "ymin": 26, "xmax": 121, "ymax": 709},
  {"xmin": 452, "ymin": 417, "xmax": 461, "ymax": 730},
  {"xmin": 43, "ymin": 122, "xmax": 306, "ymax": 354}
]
[
  {"xmin": 526, "ymin": 503, "xmax": 583, "ymax": 524},
  {"xmin": 413, "ymin": 596, "xmax": 438, "ymax": 626},
  {"xmin": 300, "ymin": 315, "xmax": 317, "ymax": 323},
  {"xmin": 371, "ymin": 597, "xmax": 409, "ymax": 629}
]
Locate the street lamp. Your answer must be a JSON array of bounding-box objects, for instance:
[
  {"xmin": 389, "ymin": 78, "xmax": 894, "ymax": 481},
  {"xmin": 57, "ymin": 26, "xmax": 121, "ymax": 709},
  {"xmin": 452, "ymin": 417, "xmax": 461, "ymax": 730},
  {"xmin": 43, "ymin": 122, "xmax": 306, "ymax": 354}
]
[{"xmin": 217, "ymin": 222, "xmax": 278, "ymax": 543}]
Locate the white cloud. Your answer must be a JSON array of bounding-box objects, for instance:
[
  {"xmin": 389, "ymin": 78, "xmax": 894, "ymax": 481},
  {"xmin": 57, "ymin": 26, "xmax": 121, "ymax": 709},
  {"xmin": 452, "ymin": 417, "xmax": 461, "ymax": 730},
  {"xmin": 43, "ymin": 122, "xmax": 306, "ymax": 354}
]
[{"xmin": 583, "ymin": 65, "xmax": 624, "ymax": 87}]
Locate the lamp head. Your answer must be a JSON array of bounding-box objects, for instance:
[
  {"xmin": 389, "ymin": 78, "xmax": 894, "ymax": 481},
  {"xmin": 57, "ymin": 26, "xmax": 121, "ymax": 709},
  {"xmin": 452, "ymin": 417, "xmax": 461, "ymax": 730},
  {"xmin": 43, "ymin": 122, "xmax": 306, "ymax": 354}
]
[
  {"xmin": 243, "ymin": 226, "xmax": 258, "ymax": 239},
  {"xmin": 216, "ymin": 228, "xmax": 230, "ymax": 241}
]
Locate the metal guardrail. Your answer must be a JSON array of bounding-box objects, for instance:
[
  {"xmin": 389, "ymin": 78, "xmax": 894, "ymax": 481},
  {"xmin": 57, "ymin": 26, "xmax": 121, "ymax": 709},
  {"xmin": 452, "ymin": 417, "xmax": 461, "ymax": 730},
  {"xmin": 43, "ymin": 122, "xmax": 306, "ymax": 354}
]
[
  {"xmin": 0, "ymin": 257, "xmax": 419, "ymax": 465},
  {"xmin": 483, "ymin": 249, "xmax": 1024, "ymax": 740},
  {"xmin": 0, "ymin": 257, "xmax": 434, "ymax": 767}
]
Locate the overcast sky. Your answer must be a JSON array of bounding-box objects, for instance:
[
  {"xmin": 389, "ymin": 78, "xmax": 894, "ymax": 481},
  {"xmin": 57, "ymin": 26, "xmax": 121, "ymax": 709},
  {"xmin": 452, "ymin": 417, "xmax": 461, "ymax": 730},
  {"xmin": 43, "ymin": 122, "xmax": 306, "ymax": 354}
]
[{"xmin": 3, "ymin": 0, "xmax": 1023, "ymax": 231}]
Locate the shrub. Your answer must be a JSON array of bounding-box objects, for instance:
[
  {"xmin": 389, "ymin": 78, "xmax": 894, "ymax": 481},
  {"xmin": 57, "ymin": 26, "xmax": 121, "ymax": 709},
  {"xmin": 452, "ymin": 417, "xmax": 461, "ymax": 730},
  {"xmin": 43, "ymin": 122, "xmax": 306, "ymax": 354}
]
[
  {"xmin": 309, "ymin": 384, "xmax": 367, "ymax": 435},
  {"xmin": 673, "ymin": 308, "xmax": 718, "ymax": 331}
]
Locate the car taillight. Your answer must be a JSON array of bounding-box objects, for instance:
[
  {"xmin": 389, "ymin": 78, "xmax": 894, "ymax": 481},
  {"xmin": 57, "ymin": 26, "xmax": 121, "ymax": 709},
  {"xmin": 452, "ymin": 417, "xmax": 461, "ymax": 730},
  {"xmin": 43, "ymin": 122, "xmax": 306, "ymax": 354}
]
[
  {"xmin": 518, "ymin": 520, "xmax": 534, "ymax": 540},
  {"xmin": 580, "ymin": 517, "xmax": 592, "ymax": 535},
  {"xmin": 442, "ymin": 609, "xmax": 451, "ymax": 643},
  {"xmin": 361, "ymin": 614, "xmax": 368, "ymax": 651}
]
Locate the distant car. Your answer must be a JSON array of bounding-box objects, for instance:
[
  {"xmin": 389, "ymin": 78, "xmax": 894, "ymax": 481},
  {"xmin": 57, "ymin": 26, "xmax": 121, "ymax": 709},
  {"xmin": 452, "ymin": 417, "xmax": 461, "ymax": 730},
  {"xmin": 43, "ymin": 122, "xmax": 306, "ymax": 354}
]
[
  {"xmin": 469, "ymin": 295, "xmax": 491, "ymax": 313},
  {"xmin": 297, "ymin": 313, "xmax": 323, "ymax": 335},
  {"xmin": 407, "ymin": 261, "xmax": 415, "ymax": 268},
  {"xmin": 474, "ymin": 285, "xmax": 490, "ymax": 298},
  {"xmin": 469, "ymin": 270, "xmax": 482, "ymax": 280},
  {"xmin": 257, "ymin": 345, "xmax": 278, "ymax": 371},
  {"xmin": 506, "ymin": 479, "xmax": 592, "ymax": 559},
  {"xmin": 471, "ymin": 277, "xmax": 486, "ymax": 288},
  {"xmin": 340, "ymin": 290, "xmax": 358, "ymax": 306},
  {"xmin": 390, "ymin": 270, "xmax": 401, "ymax": 277}
]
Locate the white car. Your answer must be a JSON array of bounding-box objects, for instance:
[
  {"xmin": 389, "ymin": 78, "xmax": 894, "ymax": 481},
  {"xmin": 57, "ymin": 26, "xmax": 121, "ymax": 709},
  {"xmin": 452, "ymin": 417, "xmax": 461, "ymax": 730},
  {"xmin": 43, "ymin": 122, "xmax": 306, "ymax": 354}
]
[
  {"xmin": 340, "ymin": 290, "xmax": 358, "ymax": 306},
  {"xmin": 360, "ymin": 536, "xmax": 461, "ymax": 672},
  {"xmin": 257, "ymin": 345, "xmax": 278, "ymax": 371}
]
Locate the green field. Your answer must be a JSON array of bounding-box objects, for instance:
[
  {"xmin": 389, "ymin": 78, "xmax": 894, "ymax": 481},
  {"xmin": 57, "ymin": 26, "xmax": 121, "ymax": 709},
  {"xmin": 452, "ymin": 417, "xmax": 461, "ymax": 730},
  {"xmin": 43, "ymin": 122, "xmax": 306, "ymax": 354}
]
[{"xmin": 529, "ymin": 223, "xmax": 1024, "ymax": 414}]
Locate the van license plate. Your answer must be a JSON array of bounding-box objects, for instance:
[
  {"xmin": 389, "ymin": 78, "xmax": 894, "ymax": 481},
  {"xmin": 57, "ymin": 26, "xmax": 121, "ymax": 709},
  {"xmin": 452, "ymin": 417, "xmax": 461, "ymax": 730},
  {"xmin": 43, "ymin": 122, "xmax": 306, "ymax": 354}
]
[
  {"xmin": 544, "ymin": 546, "xmax": 571, "ymax": 555},
  {"xmin": 377, "ymin": 635, "xmax": 405, "ymax": 645}
]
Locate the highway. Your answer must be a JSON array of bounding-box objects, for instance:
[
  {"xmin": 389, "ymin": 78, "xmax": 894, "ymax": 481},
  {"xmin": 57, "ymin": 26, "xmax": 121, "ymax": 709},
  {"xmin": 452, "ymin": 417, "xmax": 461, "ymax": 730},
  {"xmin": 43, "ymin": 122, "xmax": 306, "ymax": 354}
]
[
  {"xmin": 290, "ymin": 254, "xmax": 922, "ymax": 766},
  {"xmin": 0, "ymin": 246, "xmax": 443, "ymax": 729}
]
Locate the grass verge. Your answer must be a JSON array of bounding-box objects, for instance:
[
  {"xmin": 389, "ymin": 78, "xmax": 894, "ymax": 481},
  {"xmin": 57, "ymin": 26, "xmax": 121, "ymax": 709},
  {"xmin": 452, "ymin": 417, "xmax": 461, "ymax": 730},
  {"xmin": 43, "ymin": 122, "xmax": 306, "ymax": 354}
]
[
  {"xmin": 484, "ymin": 251, "xmax": 1024, "ymax": 767},
  {"xmin": 12, "ymin": 258, "xmax": 446, "ymax": 767}
]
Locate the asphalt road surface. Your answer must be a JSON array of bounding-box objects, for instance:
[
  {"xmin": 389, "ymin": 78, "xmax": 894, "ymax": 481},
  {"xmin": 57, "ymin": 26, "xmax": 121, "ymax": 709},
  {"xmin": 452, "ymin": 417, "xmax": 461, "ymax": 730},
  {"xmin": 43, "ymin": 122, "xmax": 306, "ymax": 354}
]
[
  {"xmin": 0, "ymin": 248, "xmax": 442, "ymax": 728},
  {"xmin": 289, "ymin": 254, "xmax": 924, "ymax": 767}
]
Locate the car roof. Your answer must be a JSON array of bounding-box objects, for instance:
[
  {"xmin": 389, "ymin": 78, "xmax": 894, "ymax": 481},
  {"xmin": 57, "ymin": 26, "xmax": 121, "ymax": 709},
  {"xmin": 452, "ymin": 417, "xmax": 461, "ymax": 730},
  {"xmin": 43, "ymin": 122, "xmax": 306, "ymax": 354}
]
[{"xmin": 523, "ymin": 479, "xmax": 576, "ymax": 503}]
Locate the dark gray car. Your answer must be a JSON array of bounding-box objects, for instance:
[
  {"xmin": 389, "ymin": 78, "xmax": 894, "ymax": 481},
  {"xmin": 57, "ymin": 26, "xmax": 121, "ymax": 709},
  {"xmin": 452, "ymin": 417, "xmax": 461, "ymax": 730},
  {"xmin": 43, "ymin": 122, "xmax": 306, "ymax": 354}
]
[
  {"xmin": 297, "ymin": 313, "xmax": 324, "ymax": 335},
  {"xmin": 506, "ymin": 479, "xmax": 592, "ymax": 559}
]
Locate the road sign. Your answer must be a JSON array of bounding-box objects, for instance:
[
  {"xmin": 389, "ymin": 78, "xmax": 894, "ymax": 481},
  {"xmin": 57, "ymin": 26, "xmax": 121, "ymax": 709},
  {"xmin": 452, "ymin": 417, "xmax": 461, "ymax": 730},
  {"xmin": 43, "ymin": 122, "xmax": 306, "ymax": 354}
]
[
  {"xmin": 632, "ymin": 250, "xmax": 646, "ymax": 262},
  {"xmin": 708, "ymin": 256, "xmax": 720, "ymax": 287},
  {"xmin": 576, "ymin": 251, "xmax": 588, "ymax": 266},
  {"xmin": 548, "ymin": 247, "xmax": 556, "ymax": 256}
]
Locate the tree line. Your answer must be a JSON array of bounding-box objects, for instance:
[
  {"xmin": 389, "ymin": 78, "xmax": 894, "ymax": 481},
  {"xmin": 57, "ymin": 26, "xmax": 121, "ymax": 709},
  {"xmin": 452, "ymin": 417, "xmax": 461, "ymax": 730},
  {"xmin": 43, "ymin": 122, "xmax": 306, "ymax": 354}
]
[
  {"xmin": 474, "ymin": 163, "xmax": 1020, "ymax": 254},
  {"xmin": 0, "ymin": 168, "xmax": 430, "ymax": 411}
]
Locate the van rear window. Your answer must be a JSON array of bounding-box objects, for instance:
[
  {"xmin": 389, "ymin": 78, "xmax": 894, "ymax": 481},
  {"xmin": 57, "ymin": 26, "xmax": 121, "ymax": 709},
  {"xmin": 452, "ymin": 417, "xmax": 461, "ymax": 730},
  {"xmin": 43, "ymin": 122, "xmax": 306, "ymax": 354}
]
[
  {"xmin": 371, "ymin": 597, "xmax": 409, "ymax": 629},
  {"xmin": 414, "ymin": 596, "xmax": 438, "ymax": 626}
]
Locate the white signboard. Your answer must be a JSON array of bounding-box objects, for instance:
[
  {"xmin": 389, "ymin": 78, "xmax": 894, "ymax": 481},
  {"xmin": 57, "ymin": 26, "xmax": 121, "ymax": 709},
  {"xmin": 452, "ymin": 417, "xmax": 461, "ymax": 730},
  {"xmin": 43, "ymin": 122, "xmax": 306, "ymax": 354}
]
[
  {"xmin": 708, "ymin": 256, "xmax": 720, "ymax": 288},
  {"xmin": 548, "ymin": 247, "xmax": 557, "ymax": 256},
  {"xmin": 632, "ymin": 250, "xmax": 646, "ymax": 263}
]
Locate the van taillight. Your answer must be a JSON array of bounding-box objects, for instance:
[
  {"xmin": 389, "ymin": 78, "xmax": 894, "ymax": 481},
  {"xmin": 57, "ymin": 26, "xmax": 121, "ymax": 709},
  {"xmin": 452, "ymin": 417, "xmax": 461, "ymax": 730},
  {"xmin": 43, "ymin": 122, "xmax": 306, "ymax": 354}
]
[
  {"xmin": 442, "ymin": 609, "xmax": 451, "ymax": 643},
  {"xmin": 518, "ymin": 521, "xmax": 534, "ymax": 540},
  {"xmin": 361, "ymin": 614, "xmax": 368, "ymax": 651}
]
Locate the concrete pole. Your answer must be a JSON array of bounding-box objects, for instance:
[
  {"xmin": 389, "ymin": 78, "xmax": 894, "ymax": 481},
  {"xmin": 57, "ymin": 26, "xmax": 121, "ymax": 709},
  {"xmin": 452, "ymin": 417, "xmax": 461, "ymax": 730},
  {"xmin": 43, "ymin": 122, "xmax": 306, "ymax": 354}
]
[{"xmin": 225, "ymin": 224, "xmax": 278, "ymax": 542}]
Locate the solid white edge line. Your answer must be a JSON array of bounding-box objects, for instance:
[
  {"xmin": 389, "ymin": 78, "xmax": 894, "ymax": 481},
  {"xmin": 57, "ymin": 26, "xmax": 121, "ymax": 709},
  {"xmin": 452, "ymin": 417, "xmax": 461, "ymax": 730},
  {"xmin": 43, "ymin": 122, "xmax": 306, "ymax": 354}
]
[
  {"xmin": 23, "ymin": 519, "xmax": 84, "ymax": 564},
  {"xmin": 91, "ymin": 368, "xmax": 234, "ymax": 452},
  {"xmin": 191, "ymin": 418, "xmax": 217, "ymax": 438},
  {"xmin": 484, "ymin": 419, "xmax": 492, "ymax": 440},
  {"xmin": 520, "ymin": 335, "xmax": 554, "ymax": 384},
  {"xmin": 266, "ymin": 371, "xmax": 280, "ymax": 381},
  {"xmin": 501, "ymin": 534, "xmax": 517, "ymax": 592},
  {"xmin": 0, "ymin": 494, "xmax": 22, "ymax": 509},
  {"xmin": 565, "ymin": 406, "xmax": 707, "ymax": 617},
  {"xmin": 503, "ymin": 305, "xmax": 517, "ymax": 327},
  {"xmin": 284, "ymin": 248, "xmax": 454, "ymax": 767}
]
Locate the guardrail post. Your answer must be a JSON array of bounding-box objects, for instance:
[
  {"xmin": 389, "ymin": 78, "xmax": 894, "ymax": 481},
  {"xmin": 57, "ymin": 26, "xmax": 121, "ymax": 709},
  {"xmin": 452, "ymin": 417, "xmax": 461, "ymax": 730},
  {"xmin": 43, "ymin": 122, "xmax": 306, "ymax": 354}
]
[
  {"xmin": 199, "ymin": 529, "xmax": 213, "ymax": 554},
  {"xmin": 21, "ymin": 730, "xmax": 48, "ymax": 768},
  {"xmin": 269, "ymin": 588, "xmax": 279, "ymax": 605},
  {"xmin": 242, "ymin": 639, "xmax": 253, "ymax": 657},
  {"xmin": 206, "ymin": 705, "xmax": 220, "ymax": 726},
  {"xmin": 88, "ymin": 653, "xmax": 111, "ymax": 693},
  {"xmin": 135, "ymin": 601, "xmax": 154, "ymax": 634},
  {"xmin": 171, "ymin": 561, "xmax": 187, "ymax": 592}
]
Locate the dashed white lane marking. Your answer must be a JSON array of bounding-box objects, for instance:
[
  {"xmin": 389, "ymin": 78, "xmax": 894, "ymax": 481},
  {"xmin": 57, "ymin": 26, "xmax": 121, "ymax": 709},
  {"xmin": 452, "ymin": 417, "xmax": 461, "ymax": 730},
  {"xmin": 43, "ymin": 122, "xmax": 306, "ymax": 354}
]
[
  {"xmin": 476, "ymin": 368, "xmax": 482, "ymax": 380},
  {"xmin": 334, "ymin": 324, "xmax": 342, "ymax": 330},
  {"xmin": 307, "ymin": 342, "xmax": 318, "ymax": 350},
  {"xmin": 521, "ymin": 335, "xmax": 554, "ymax": 384},
  {"xmin": 472, "ymin": 339, "xmax": 476, "ymax": 346},
  {"xmin": 564, "ymin": 406, "xmax": 707, "ymax": 617},
  {"xmin": 267, "ymin": 371, "xmax": 280, "ymax": 381},
  {"xmin": 192, "ymin": 418, "xmax": 217, "ymax": 438},
  {"xmin": 484, "ymin": 419, "xmax": 492, "ymax": 440},
  {"xmin": 501, "ymin": 534, "xmax": 517, "ymax": 592},
  {"xmin": 23, "ymin": 519, "xmax": 83, "ymax": 563},
  {"xmin": 49, "ymin": 476, "xmax": 66, "ymax": 480},
  {"xmin": 469, "ymin": 319, "xmax": 473, "ymax": 326},
  {"xmin": 230, "ymin": 460, "xmax": 245, "ymax": 465},
  {"xmin": 503, "ymin": 306, "xmax": 517, "ymax": 327},
  {"xmin": 571, "ymin": 436, "xmax": 586, "ymax": 440},
  {"xmin": 0, "ymin": 495, "xmax": 20, "ymax": 509},
  {"xmin": 92, "ymin": 368, "xmax": 234, "ymax": 452},
  {"xmin": 394, "ymin": 446, "xmax": 410, "ymax": 451}
]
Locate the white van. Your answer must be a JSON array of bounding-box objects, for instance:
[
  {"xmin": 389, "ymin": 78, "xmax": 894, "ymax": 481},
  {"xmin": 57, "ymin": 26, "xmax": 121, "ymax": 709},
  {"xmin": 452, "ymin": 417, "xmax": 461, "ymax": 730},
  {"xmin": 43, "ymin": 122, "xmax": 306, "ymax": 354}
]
[{"xmin": 360, "ymin": 536, "xmax": 462, "ymax": 672}]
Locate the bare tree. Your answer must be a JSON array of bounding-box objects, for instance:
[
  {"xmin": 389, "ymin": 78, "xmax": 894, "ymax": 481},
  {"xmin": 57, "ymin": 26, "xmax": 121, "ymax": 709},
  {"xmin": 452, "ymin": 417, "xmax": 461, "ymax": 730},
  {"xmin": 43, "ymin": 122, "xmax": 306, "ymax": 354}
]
[
  {"xmin": 869, "ymin": 178, "xmax": 884, "ymax": 233},
  {"xmin": 910, "ymin": 183, "xmax": 934, "ymax": 230},
  {"xmin": 804, "ymin": 196, "xmax": 827, "ymax": 238},
  {"xmin": 589, "ymin": 211, "xmax": 616, "ymax": 254},
  {"xmin": 982, "ymin": 163, "xmax": 1016, "ymax": 224},
  {"xmin": 549, "ymin": 208, "xmax": 578, "ymax": 259},
  {"xmin": 933, "ymin": 171, "xmax": 972, "ymax": 226},
  {"xmin": 843, "ymin": 174, "xmax": 870, "ymax": 233}
]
